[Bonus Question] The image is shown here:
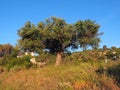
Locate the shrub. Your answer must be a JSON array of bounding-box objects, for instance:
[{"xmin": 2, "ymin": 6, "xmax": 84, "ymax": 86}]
[
  {"xmin": 107, "ymin": 64, "xmax": 120, "ymax": 87},
  {"xmin": 35, "ymin": 53, "xmax": 56, "ymax": 65},
  {"xmin": 35, "ymin": 53, "xmax": 48, "ymax": 62},
  {"xmin": 0, "ymin": 56, "xmax": 10, "ymax": 66},
  {"xmin": 0, "ymin": 56, "xmax": 32, "ymax": 71}
]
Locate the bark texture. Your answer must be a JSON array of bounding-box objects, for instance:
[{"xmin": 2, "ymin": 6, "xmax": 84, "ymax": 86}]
[{"xmin": 55, "ymin": 52, "xmax": 62, "ymax": 66}]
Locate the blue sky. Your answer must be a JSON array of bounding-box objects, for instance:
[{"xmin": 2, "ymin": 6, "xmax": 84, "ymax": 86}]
[{"xmin": 0, "ymin": 0, "xmax": 120, "ymax": 48}]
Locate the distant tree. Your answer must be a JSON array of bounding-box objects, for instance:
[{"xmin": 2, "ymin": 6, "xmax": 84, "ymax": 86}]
[
  {"xmin": 103, "ymin": 45, "xmax": 107, "ymax": 50},
  {"xmin": 111, "ymin": 46, "xmax": 117, "ymax": 50},
  {"xmin": 0, "ymin": 44, "xmax": 13, "ymax": 57}
]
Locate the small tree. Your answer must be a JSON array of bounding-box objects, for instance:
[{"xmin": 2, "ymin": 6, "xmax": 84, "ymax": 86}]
[
  {"xmin": 0, "ymin": 44, "xmax": 13, "ymax": 56},
  {"xmin": 103, "ymin": 45, "xmax": 108, "ymax": 50}
]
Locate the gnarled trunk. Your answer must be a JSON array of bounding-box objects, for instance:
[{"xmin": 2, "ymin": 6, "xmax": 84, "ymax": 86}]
[{"xmin": 55, "ymin": 52, "xmax": 62, "ymax": 66}]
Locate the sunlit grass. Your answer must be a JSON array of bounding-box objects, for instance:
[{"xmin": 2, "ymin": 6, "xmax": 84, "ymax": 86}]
[{"xmin": 0, "ymin": 60, "xmax": 120, "ymax": 90}]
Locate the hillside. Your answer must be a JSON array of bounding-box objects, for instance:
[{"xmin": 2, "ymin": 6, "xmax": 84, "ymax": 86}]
[{"xmin": 0, "ymin": 51, "xmax": 120, "ymax": 90}]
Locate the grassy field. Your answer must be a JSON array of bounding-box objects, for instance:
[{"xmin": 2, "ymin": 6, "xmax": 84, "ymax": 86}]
[{"xmin": 0, "ymin": 59, "xmax": 120, "ymax": 90}]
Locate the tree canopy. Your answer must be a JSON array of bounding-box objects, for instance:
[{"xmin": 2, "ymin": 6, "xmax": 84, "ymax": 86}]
[
  {"xmin": 18, "ymin": 17, "xmax": 102, "ymax": 65},
  {"xmin": 75, "ymin": 20, "xmax": 102, "ymax": 50}
]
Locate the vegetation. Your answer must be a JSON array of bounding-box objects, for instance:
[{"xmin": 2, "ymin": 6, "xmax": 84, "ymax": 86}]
[
  {"xmin": 0, "ymin": 54, "xmax": 120, "ymax": 89},
  {"xmin": 18, "ymin": 17, "xmax": 102, "ymax": 65},
  {"xmin": 0, "ymin": 44, "xmax": 13, "ymax": 57},
  {"xmin": 0, "ymin": 17, "xmax": 120, "ymax": 89},
  {"xmin": 107, "ymin": 63, "xmax": 120, "ymax": 87},
  {"xmin": 0, "ymin": 47, "xmax": 120, "ymax": 89},
  {"xmin": 0, "ymin": 56, "xmax": 32, "ymax": 71}
]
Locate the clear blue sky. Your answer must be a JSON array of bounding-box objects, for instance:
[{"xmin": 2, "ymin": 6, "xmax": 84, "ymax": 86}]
[{"xmin": 0, "ymin": 0, "xmax": 120, "ymax": 48}]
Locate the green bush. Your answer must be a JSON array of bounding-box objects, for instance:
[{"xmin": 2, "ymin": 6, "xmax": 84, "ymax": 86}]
[
  {"xmin": 106, "ymin": 51, "xmax": 120, "ymax": 60},
  {"xmin": 35, "ymin": 53, "xmax": 56, "ymax": 65},
  {"xmin": 0, "ymin": 56, "xmax": 32, "ymax": 71},
  {"xmin": 35, "ymin": 53, "xmax": 48, "ymax": 62},
  {"xmin": 107, "ymin": 64, "xmax": 120, "ymax": 87}
]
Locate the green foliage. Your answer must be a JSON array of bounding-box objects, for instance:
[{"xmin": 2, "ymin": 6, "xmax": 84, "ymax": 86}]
[
  {"xmin": 10, "ymin": 45, "xmax": 20, "ymax": 57},
  {"xmin": 107, "ymin": 63, "xmax": 120, "ymax": 87},
  {"xmin": 75, "ymin": 20, "xmax": 102, "ymax": 50},
  {"xmin": 0, "ymin": 55, "xmax": 120, "ymax": 89},
  {"xmin": 0, "ymin": 56, "xmax": 32, "ymax": 71},
  {"xmin": 106, "ymin": 51, "xmax": 114, "ymax": 59},
  {"xmin": 42, "ymin": 17, "xmax": 75, "ymax": 53},
  {"xmin": 35, "ymin": 53, "xmax": 49, "ymax": 62},
  {"xmin": 18, "ymin": 17, "xmax": 102, "ymax": 65},
  {"xmin": 18, "ymin": 21, "xmax": 42, "ymax": 52},
  {"xmin": 116, "ymin": 48, "xmax": 120, "ymax": 58},
  {"xmin": 103, "ymin": 45, "xmax": 108, "ymax": 50},
  {"xmin": 105, "ymin": 48, "xmax": 120, "ymax": 61},
  {"xmin": 0, "ymin": 44, "xmax": 13, "ymax": 57},
  {"xmin": 18, "ymin": 17, "xmax": 102, "ymax": 53},
  {"xmin": 35, "ymin": 53, "xmax": 56, "ymax": 65}
]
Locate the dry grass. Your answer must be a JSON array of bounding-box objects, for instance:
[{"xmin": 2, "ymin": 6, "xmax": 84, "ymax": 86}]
[
  {"xmin": 0, "ymin": 67, "xmax": 59, "ymax": 90},
  {"xmin": 0, "ymin": 60, "xmax": 120, "ymax": 90}
]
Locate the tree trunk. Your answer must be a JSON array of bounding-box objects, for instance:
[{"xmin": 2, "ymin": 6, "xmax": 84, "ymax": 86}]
[{"xmin": 55, "ymin": 52, "xmax": 62, "ymax": 66}]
